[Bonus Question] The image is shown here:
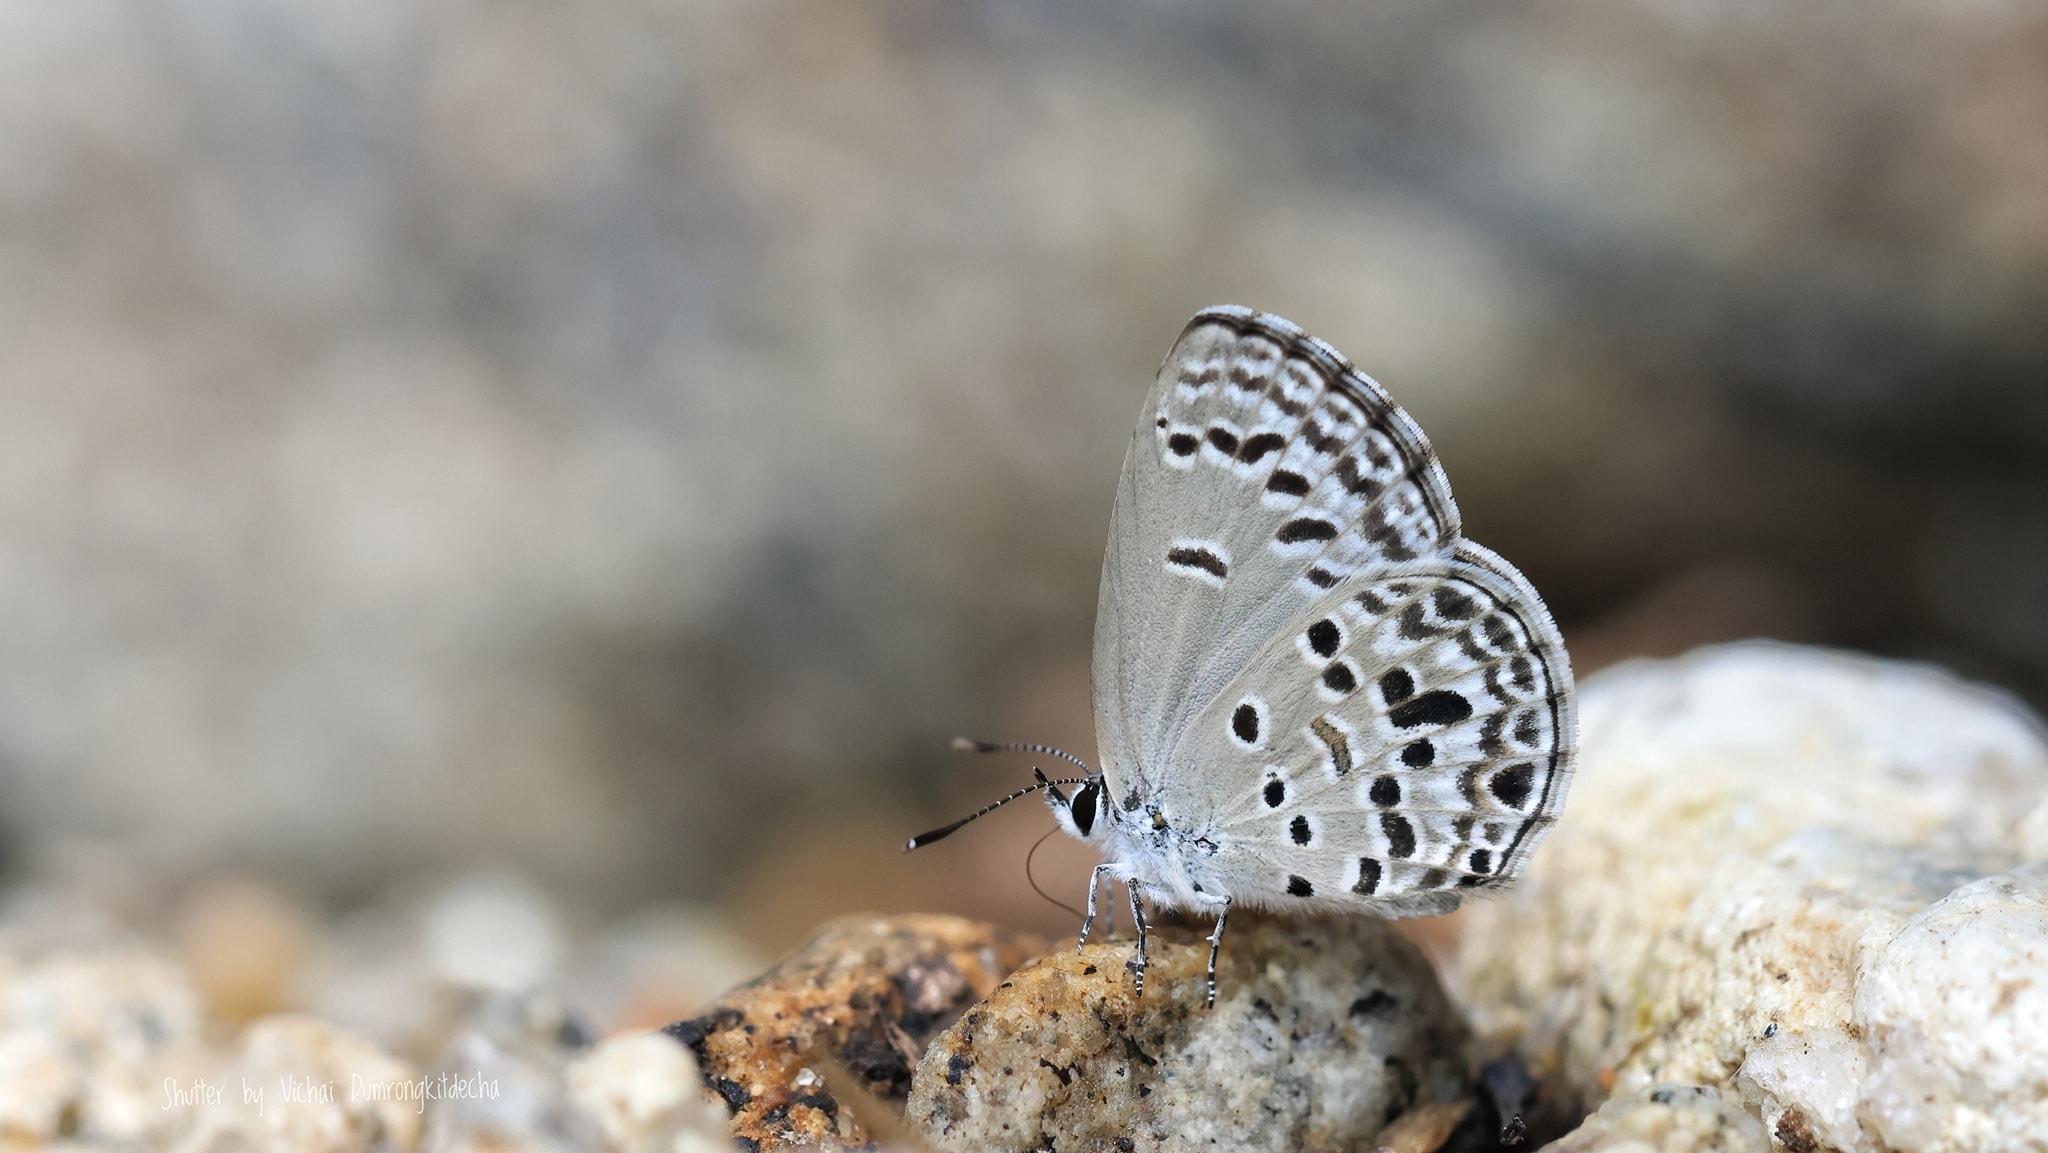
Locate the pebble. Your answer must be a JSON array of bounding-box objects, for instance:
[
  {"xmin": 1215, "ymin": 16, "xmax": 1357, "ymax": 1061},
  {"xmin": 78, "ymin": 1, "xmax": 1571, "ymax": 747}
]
[
  {"xmin": 664, "ymin": 913, "xmax": 1044, "ymax": 1149},
  {"xmin": 907, "ymin": 914, "xmax": 1469, "ymax": 1153}
]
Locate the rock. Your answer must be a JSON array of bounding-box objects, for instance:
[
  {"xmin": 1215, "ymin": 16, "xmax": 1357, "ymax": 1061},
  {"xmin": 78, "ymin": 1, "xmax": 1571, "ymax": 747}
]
[
  {"xmin": 417, "ymin": 990, "xmax": 606, "ymax": 1152},
  {"xmin": 1852, "ymin": 863, "xmax": 2048, "ymax": 1153},
  {"xmin": 166, "ymin": 1014, "xmax": 423, "ymax": 1153},
  {"xmin": 1449, "ymin": 644, "xmax": 2048, "ymax": 1153},
  {"xmin": 568, "ymin": 1032, "xmax": 734, "ymax": 1153},
  {"xmin": 906, "ymin": 914, "xmax": 1469, "ymax": 1153},
  {"xmin": 0, "ymin": 939, "xmax": 209, "ymax": 1145},
  {"xmin": 664, "ymin": 913, "xmax": 1044, "ymax": 1150},
  {"xmin": 1542, "ymin": 1085, "xmax": 1768, "ymax": 1153}
]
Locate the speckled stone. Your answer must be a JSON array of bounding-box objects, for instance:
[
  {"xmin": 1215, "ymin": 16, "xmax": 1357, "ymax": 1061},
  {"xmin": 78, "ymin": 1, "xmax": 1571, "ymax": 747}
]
[
  {"xmin": 907, "ymin": 914, "xmax": 1469, "ymax": 1153},
  {"xmin": 1543, "ymin": 1085, "xmax": 1768, "ymax": 1153},
  {"xmin": 664, "ymin": 913, "xmax": 1044, "ymax": 1150},
  {"xmin": 0, "ymin": 940, "xmax": 208, "ymax": 1146},
  {"xmin": 165, "ymin": 1014, "xmax": 423, "ymax": 1153},
  {"xmin": 568, "ymin": 1032, "xmax": 737, "ymax": 1153},
  {"xmin": 1450, "ymin": 644, "xmax": 2048, "ymax": 1153}
]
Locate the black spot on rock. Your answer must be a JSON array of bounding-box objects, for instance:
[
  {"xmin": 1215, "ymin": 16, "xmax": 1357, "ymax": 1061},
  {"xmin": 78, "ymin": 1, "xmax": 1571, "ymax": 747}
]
[
  {"xmin": 1350, "ymin": 990, "xmax": 1397, "ymax": 1018},
  {"xmin": 946, "ymin": 1053, "xmax": 972, "ymax": 1085},
  {"xmin": 711, "ymin": 1078, "xmax": 752, "ymax": 1113}
]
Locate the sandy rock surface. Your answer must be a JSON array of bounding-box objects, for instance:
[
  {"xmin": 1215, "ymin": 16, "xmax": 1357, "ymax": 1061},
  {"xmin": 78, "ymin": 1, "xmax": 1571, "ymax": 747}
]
[
  {"xmin": 1450, "ymin": 643, "xmax": 2048, "ymax": 1153},
  {"xmin": 1544, "ymin": 1085, "xmax": 1769, "ymax": 1153},
  {"xmin": 663, "ymin": 913, "xmax": 1044, "ymax": 1150},
  {"xmin": 907, "ymin": 914, "xmax": 1469, "ymax": 1153}
]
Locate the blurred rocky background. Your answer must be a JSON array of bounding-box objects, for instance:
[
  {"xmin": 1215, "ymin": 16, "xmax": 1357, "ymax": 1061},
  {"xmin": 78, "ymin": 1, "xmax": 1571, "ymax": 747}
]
[{"xmin": 0, "ymin": 0, "xmax": 2044, "ymax": 983}]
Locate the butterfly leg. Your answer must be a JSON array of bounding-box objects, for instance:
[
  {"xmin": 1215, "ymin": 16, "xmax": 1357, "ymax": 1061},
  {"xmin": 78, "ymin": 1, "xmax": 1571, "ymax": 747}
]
[
  {"xmin": 1202, "ymin": 896, "xmax": 1231, "ymax": 1009},
  {"xmin": 1078, "ymin": 863, "xmax": 1120, "ymax": 948},
  {"xmin": 1127, "ymin": 880, "xmax": 1151, "ymax": 997}
]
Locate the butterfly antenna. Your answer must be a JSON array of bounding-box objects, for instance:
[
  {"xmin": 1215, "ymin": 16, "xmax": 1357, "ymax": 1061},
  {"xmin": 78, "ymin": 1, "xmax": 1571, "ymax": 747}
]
[
  {"xmin": 951, "ymin": 736, "xmax": 1094, "ymax": 776},
  {"xmin": 903, "ymin": 768, "xmax": 1092, "ymax": 851},
  {"xmin": 1025, "ymin": 827, "xmax": 1086, "ymax": 920}
]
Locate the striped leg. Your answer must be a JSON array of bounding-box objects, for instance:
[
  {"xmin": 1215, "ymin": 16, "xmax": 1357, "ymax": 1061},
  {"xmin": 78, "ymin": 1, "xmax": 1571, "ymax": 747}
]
[
  {"xmin": 1203, "ymin": 897, "xmax": 1232, "ymax": 1009},
  {"xmin": 1127, "ymin": 881, "xmax": 1151, "ymax": 997}
]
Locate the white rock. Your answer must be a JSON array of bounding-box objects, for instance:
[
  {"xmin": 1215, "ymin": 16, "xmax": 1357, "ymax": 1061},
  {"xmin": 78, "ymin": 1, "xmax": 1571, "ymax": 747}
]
[
  {"xmin": 1856, "ymin": 863, "xmax": 2048, "ymax": 1153},
  {"xmin": 567, "ymin": 1032, "xmax": 732, "ymax": 1153},
  {"xmin": 1450, "ymin": 644, "xmax": 2048, "ymax": 1153},
  {"xmin": 166, "ymin": 1015, "xmax": 423, "ymax": 1153},
  {"xmin": 0, "ymin": 943, "xmax": 208, "ymax": 1144},
  {"xmin": 1544, "ymin": 1084, "xmax": 1770, "ymax": 1153}
]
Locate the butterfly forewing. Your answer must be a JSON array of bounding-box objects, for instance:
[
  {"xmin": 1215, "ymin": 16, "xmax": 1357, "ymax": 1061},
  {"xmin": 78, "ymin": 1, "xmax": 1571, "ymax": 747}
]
[
  {"xmin": 1093, "ymin": 307, "xmax": 1463, "ymax": 808},
  {"xmin": 1092, "ymin": 305, "xmax": 1574, "ymax": 920}
]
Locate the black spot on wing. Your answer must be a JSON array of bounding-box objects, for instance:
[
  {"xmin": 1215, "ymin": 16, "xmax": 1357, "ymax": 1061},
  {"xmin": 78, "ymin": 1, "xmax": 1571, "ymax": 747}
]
[
  {"xmin": 1390, "ymin": 690, "xmax": 1472, "ymax": 729},
  {"xmin": 1306, "ymin": 619, "xmax": 1341, "ymax": 658},
  {"xmin": 1321, "ymin": 662, "xmax": 1358, "ymax": 695},
  {"xmin": 1205, "ymin": 427, "xmax": 1240, "ymax": 455},
  {"xmin": 1238, "ymin": 432, "xmax": 1286, "ymax": 464},
  {"xmin": 1167, "ymin": 432, "xmax": 1198, "ymax": 457},
  {"xmin": 1290, "ymin": 815, "xmax": 1311, "ymax": 846},
  {"xmin": 1490, "ymin": 763, "xmax": 1536, "ymax": 809},
  {"xmin": 1378, "ymin": 668, "xmax": 1415, "ymax": 704},
  {"xmin": 1263, "ymin": 778, "xmax": 1286, "ymax": 808},
  {"xmin": 1165, "ymin": 546, "xmax": 1228, "ymax": 580},
  {"xmin": 1276, "ymin": 517, "xmax": 1339, "ymax": 544},
  {"xmin": 1401, "ymin": 739, "xmax": 1434, "ymax": 768},
  {"xmin": 1353, "ymin": 858, "xmax": 1381, "ymax": 896},
  {"xmin": 1369, "ymin": 775, "xmax": 1401, "ymax": 807},
  {"xmin": 1286, "ymin": 875, "xmax": 1314, "ymax": 898},
  {"xmin": 1232, "ymin": 702, "xmax": 1261, "ymax": 744},
  {"xmin": 1381, "ymin": 814, "xmax": 1416, "ymax": 859},
  {"xmin": 1266, "ymin": 470, "xmax": 1311, "ymax": 497}
]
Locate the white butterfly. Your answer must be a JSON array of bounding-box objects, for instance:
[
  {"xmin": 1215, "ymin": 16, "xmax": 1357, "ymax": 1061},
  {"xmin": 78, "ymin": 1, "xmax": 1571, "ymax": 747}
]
[{"xmin": 910, "ymin": 306, "xmax": 1576, "ymax": 1006}]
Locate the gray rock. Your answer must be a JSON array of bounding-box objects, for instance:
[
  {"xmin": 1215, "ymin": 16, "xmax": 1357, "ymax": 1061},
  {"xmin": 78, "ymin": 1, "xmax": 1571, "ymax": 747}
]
[
  {"xmin": 1450, "ymin": 644, "xmax": 2048, "ymax": 1153},
  {"xmin": 907, "ymin": 914, "xmax": 1468, "ymax": 1153}
]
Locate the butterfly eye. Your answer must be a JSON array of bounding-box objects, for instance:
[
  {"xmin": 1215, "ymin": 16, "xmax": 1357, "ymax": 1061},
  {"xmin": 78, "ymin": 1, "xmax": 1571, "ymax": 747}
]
[{"xmin": 1070, "ymin": 781, "xmax": 1100, "ymax": 836}]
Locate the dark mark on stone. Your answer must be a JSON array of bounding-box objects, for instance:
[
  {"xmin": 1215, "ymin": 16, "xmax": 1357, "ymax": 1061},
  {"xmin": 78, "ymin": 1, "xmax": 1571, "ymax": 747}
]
[
  {"xmin": 1349, "ymin": 990, "xmax": 1397, "ymax": 1018},
  {"xmin": 1121, "ymin": 1035, "xmax": 1158, "ymax": 1068}
]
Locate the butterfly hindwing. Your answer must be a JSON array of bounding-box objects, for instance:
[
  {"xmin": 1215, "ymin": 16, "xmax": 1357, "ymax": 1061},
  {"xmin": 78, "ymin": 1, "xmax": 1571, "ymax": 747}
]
[
  {"xmin": 1093, "ymin": 306, "xmax": 1463, "ymax": 808},
  {"xmin": 1176, "ymin": 542, "xmax": 1575, "ymax": 914}
]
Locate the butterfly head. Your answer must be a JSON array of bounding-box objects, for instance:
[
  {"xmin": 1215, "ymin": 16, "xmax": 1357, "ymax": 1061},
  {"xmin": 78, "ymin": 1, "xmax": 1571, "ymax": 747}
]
[{"xmin": 1043, "ymin": 772, "xmax": 1109, "ymax": 844}]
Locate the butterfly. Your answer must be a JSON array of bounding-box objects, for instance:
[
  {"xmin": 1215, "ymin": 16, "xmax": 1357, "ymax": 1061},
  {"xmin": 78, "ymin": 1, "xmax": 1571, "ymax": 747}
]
[{"xmin": 908, "ymin": 306, "xmax": 1577, "ymax": 1007}]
